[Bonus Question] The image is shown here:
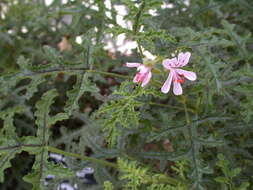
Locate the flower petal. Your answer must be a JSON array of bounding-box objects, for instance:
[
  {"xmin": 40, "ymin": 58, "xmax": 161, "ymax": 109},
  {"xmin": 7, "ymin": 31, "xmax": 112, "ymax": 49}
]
[
  {"xmin": 162, "ymin": 58, "xmax": 178, "ymax": 69},
  {"xmin": 126, "ymin": 62, "xmax": 141, "ymax": 67},
  {"xmin": 173, "ymin": 82, "xmax": 183, "ymax": 95},
  {"xmin": 177, "ymin": 52, "xmax": 191, "ymax": 67},
  {"xmin": 161, "ymin": 72, "xmax": 173, "ymax": 93},
  {"xmin": 176, "ymin": 69, "xmax": 197, "ymax": 81},
  {"xmin": 137, "ymin": 65, "xmax": 150, "ymax": 73},
  {"xmin": 141, "ymin": 72, "xmax": 152, "ymax": 87}
]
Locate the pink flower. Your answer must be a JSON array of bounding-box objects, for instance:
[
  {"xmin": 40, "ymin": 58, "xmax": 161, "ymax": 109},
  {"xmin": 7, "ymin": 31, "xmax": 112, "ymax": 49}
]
[
  {"xmin": 126, "ymin": 62, "xmax": 152, "ymax": 87},
  {"xmin": 161, "ymin": 52, "xmax": 197, "ymax": 95}
]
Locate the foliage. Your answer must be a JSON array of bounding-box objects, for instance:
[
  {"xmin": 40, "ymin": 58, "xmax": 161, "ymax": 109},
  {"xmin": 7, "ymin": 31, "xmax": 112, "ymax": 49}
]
[
  {"xmin": 117, "ymin": 158, "xmax": 187, "ymax": 190},
  {"xmin": 215, "ymin": 154, "xmax": 250, "ymax": 190},
  {"xmin": 0, "ymin": 0, "xmax": 253, "ymax": 190},
  {"xmin": 104, "ymin": 181, "xmax": 114, "ymax": 190}
]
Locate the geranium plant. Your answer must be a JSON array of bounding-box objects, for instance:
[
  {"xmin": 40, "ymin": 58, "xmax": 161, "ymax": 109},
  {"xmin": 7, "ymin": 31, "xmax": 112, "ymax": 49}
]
[{"xmin": 0, "ymin": 0, "xmax": 252, "ymax": 190}]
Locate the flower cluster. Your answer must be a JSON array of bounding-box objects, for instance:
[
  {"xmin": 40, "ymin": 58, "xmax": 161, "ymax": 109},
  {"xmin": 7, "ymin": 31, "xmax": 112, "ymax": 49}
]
[{"xmin": 126, "ymin": 52, "xmax": 197, "ymax": 95}]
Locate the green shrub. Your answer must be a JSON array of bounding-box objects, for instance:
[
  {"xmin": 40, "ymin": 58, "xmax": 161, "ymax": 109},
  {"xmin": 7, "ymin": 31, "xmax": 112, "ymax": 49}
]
[{"xmin": 0, "ymin": 0, "xmax": 252, "ymax": 189}]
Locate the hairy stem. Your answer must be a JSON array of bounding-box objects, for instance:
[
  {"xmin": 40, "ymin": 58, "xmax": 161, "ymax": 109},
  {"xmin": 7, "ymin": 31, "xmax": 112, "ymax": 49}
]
[
  {"xmin": 21, "ymin": 68, "xmax": 130, "ymax": 79},
  {"xmin": 0, "ymin": 143, "xmax": 183, "ymax": 186},
  {"xmin": 47, "ymin": 146, "xmax": 117, "ymax": 168},
  {"xmin": 183, "ymin": 97, "xmax": 200, "ymax": 186},
  {"xmin": 137, "ymin": 42, "xmax": 144, "ymax": 58},
  {"xmin": 0, "ymin": 144, "xmax": 41, "ymax": 151},
  {"xmin": 148, "ymin": 102, "xmax": 195, "ymax": 113},
  {"xmin": 39, "ymin": 112, "xmax": 47, "ymax": 179},
  {"xmin": 133, "ymin": 0, "xmax": 146, "ymax": 58}
]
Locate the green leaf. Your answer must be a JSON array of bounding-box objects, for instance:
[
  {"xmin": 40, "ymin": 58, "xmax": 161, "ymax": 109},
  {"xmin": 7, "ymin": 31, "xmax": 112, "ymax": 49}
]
[
  {"xmin": 23, "ymin": 89, "xmax": 71, "ymax": 188},
  {"xmin": 23, "ymin": 169, "xmax": 42, "ymax": 190},
  {"xmin": 17, "ymin": 55, "xmax": 31, "ymax": 72},
  {"xmin": 45, "ymin": 161, "xmax": 74, "ymax": 178},
  {"xmin": 64, "ymin": 73, "xmax": 99, "ymax": 115},
  {"xmin": 34, "ymin": 89, "xmax": 57, "ymax": 141},
  {"xmin": 238, "ymin": 182, "xmax": 250, "ymax": 190},
  {"xmin": 23, "ymin": 152, "xmax": 48, "ymax": 190},
  {"xmin": 230, "ymin": 168, "xmax": 241, "ymax": 178},
  {"xmin": 48, "ymin": 113, "xmax": 69, "ymax": 126},
  {"xmin": 0, "ymin": 148, "xmax": 22, "ymax": 182},
  {"xmin": 43, "ymin": 45, "xmax": 63, "ymax": 65},
  {"xmin": 214, "ymin": 176, "xmax": 228, "ymax": 184},
  {"xmin": 118, "ymin": 158, "xmax": 149, "ymax": 189},
  {"xmin": 25, "ymin": 76, "xmax": 46, "ymax": 100},
  {"xmin": 0, "ymin": 106, "xmax": 25, "ymax": 138},
  {"xmin": 215, "ymin": 154, "xmax": 245, "ymax": 189},
  {"xmin": 104, "ymin": 181, "xmax": 114, "ymax": 190},
  {"xmin": 147, "ymin": 184, "xmax": 180, "ymax": 190}
]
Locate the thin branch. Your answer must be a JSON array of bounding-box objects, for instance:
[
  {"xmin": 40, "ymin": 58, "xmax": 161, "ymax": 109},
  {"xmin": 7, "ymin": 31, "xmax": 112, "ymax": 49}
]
[
  {"xmin": 39, "ymin": 112, "xmax": 47, "ymax": 179},
  {"xmin": 47, "ymin": 146, "xmax": 183, "ymax": 186},
  {"xmin": 0, "ymin": 144, "xmax": 42, "ymax": 151},
  {"xmin": 183, "ymin": 97, "xmax": 200, "ymax": 185},
  {"xmin": 20, "ymin": 68, "xmax": 130, "ymax": 79},
  {"xmin": 133, "ymin": 0, "xmax": 146, "ymax": 58},
  {"xmin": 0, "ymin": 145, "xmax": 20, "ymax": 151},
  {"xmin": 137, "ymin": 42, "xmax": 144, "ymax": 58},
  {"xmin": 157, "ymin": 125, "xmax": 186, "ymax": 136},
  {"xmin": 47, "ymin": 146, "xmax": 117, "ymax": 168},
  {"xmin": 133, "ymin": 0, "xmax": 145, "ymax": 34},
  {"xmin": 86, "ymin": 69, "xmax": 130, "ymax": 79},
  {"xmin": 0, "ymin": 142, "xmax": 184, "ymax": 186},
  {"xmin": 6, "ymin": 67, "xmax": 168, "ymax": 90},
  {"xmin": 0, "ymin": 143, "xmax": 117, "ymax": 168},
  {"xmin": 148, "ymin": 102, "xmax": 195, "ymax": 113},
  {"xmin": 97, "ymin": 1, "xmax": 105, "ymax": 44}
]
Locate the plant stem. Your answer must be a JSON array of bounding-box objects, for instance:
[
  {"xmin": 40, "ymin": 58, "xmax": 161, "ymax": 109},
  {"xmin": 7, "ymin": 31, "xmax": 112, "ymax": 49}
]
[
  {"xmin": 183, "ymin": 100, "xmax": 190, "ymax": 125},
  {"xmin": 47, "ymin": 146, "xmax": 118, "ymax": 168},
  {"xmin": 48, "ymin": 146, "xmax": 184, "ymax": 186},
  {"xmin": 0, "ymin": 142, "xmax": 183, "ymax": 186},
  {"xmin": 149, "ymin": 102, "xmax": 195, "ymax": 113},
  {"xmin": 12, "ymin": 67, "xmax": 167, "ymax": 89},
  {"xmin": 133, "ymin": 0, "xmax": 146, "ymax": 58},
  {"xmin": 20, "ymin": 67, "xmax": 130, "ymax": 79},
  {"xmin": 137, "ymin": 41, "xmax": 144, "ymax": 58},
  {"xmin": 183, "ymin": 97, "xmax": 200, "ymax": 186},
  {"xmin": 86, "ymin": 69, "xmax": 130, "ymax": 79},
  {"xmin": 133, "ymin": 0, "xmax": 145, "ymax": 34}
]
